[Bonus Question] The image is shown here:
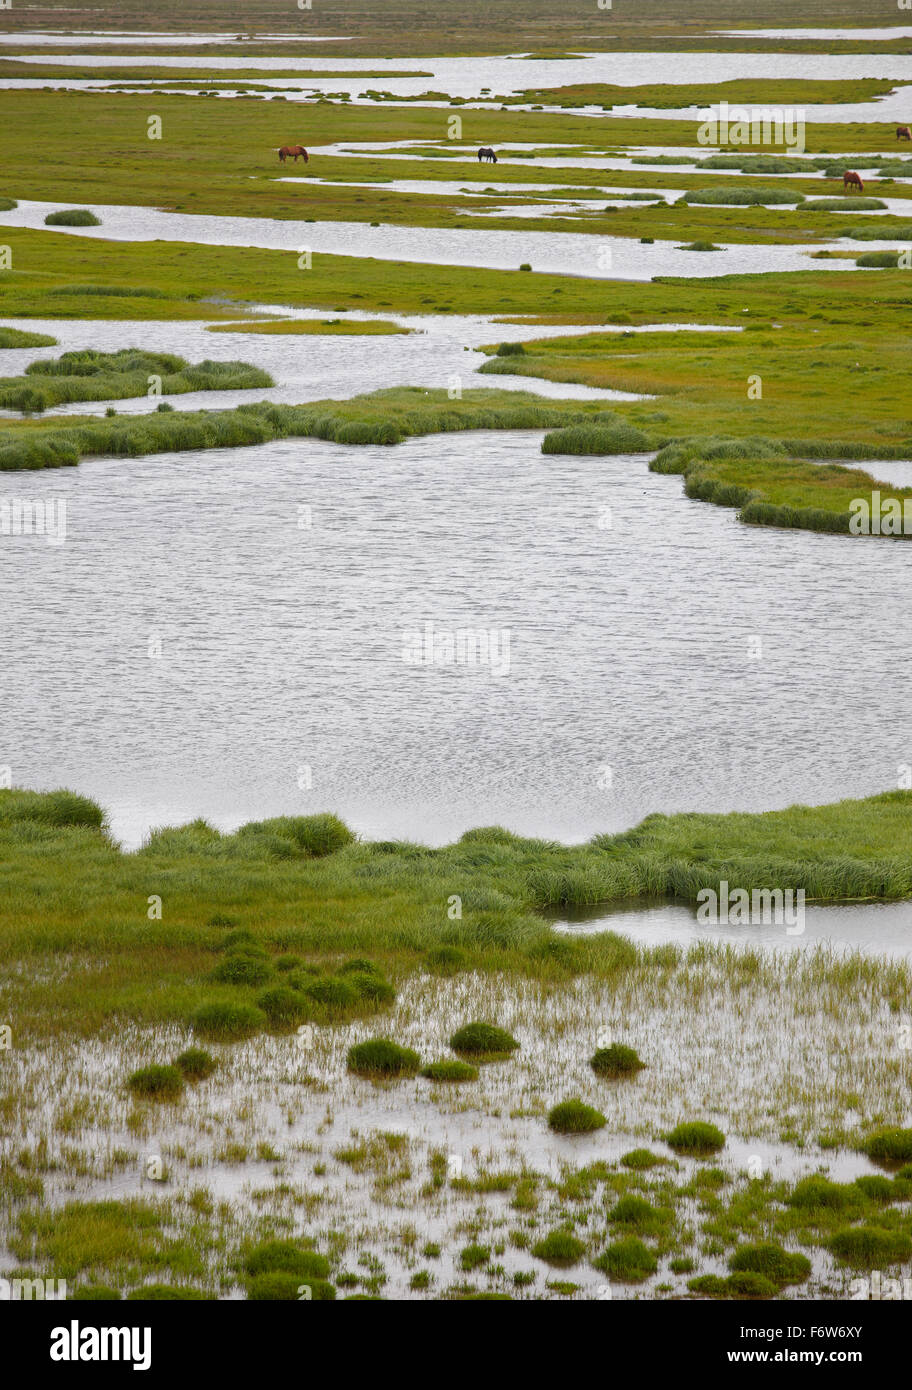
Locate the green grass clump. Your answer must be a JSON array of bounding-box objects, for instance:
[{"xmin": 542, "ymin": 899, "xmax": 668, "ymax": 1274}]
[
  {"xmin": 0, "ymin": 328, "xmax": 56, "ymax": 349},
  {"xmin": 343, "ymin": 971, "xmax": 396, "ymax": 1005},
  {"xmin": 420, "ymin": 1060, "xmax": 478, "ymax": 1082},
  {"xmin": 44, "ymin": 209, "xmax": 101, "ymax": 226},
  {"xmin": 608, "ymin": 1196, "xmax": 670, "ymax": 1232},
  {"xmin": 842, "ymin": 224, "xmax": 912, "ymax": 242},
  {"xmin": 425, "ymin": 945, "xmax": 469, "ymax": 974},
  {"xmin": 459, "ymin": 1242, "xmax": 490, "ymax": 1271},
  {"xmin": 449, "ymin": 1022, "xmax": 519, "ymax": 1059},
  {"xmin": 71, "ymin": 1285, "xmax": 122, "ymax": 1301},
  {"xmin": 0, "ymin": 788, "xmax": 104, "ymax": 828},
  {"xmin": 541, "ymin": 421, "xmax": 651, "ymax": 455},
  {"xmin": 829, "ymin": 1228, "xmax": 912, "ymax": 1269},
  {"xmin": 590, "ymin": 1043, "xmax": 645, "ymax": 1078},
  {"xmin": 210, "ymin": 950, "xmax": 273, "ymax": 986},
  {"xmin": 787, "ymin": 1176, "xmax": 854, "ymax": 1211},
  {"xmin": 496, "ymin": 342, "xmax": 526, "ymax": 356},
  {"xmin": 247, "ymin": 1273, "xmax": 335, "ymax": 1300},
  {"xmin": 805, "ymin": 197, "xmax": 886, "ymax": 211},
  {"xmin": 854, "ymin": 1175, "xmax": 895, "ymax": 1204},
  {"xmin": 728, "ymin": 1243, "xmax": 811, "ymax": 1286},
  {"xmin": 256, "ymin": 986, "xmax": 309, "ymax": 1027},
  {"xmin": 592, "ymin": 1237, "xmax": 657, "ymax": 1283},
  {"xmin": 689, "ymin": 1272, "xmax": 778, "ymax": 1299},
  {"xmin": 666, "ymin": 1121, "xmax": 725, "ymax": 1155},
  {"xmin": 191, "ymin": 1001, "xmax": 265, "ymax": 1040},
  {"xmin": 300, "ymin": 975, "xmax": 360, "ymax": 1013},
  {"xmin": 678, "ymin": 240, "xmax": 724, "ymax": 251},
  {"xmin": 126, "ymin": 1065, "xmax": 184, "ymax": 1101},
  {"xmin": 173, "ymin": 1048, "xmax": 215, "ymax": 1080},
  {"xmin": 346, "ymin": 1038, "xmax": 421, "ymax": 1078},
  {"xmin": 244, "ymin": 1241, "xmax": 330, "ymax": 1280},
  {"xmin": 681, "ymin": 187, "xmax": 802, "ymax": 206},
  {"xmin": 621, "ymin": 1148, "xmax": 663, "ymax": 1170},
  {"xmin": 547, "ymin": 1099, "xmax": 606, "ymax": 1134},
  {"xmin": 274, "ymin": 954, "xmax": 303, "ymax": 972},
  {"xmin": 531, "ymin": 1230, "xmax": 586, "ymax": 1266},
  {"xmin": 0, "ymin": 347, "xmax": 273, "ymax": 415},
  {"xmin": 236, "ymin": 812, "xmax": 354, "ymax": 857},
  {"xmin": 856, "ymin": 251, "xmax": 903, "ymax": 268},
  {"xmin": 861, "ymin": 1128, "xmax": 912, "ymax": 1167}
]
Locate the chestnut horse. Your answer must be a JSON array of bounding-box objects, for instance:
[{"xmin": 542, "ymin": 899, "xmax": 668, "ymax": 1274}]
[
  {"xmin": 278, "ymin": 145, "xmax": 309, "ymax": 163},
  {"xmin": 898, "ymin": 126, "xmax": 912, "ymax": 141},
  {"xmin": 477, "ymin": 147, "xmax": 497, "ymax": 163},
  {"xmin": 843, "ymin": 170, "xmax": 864, "ymax": 192}
]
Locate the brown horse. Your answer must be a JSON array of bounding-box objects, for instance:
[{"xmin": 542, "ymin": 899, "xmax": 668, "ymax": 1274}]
[
  {"xmin": 898, "ymin": 126, "xmax": 912, "ymax": 141},
  {"xmin": 278, "ymin": 145, "xmax": 309, "ymax": 163},
  {"xmin": 477, "ymin": 147, "xmax": 497, "ymax": 163},
  {"xmin": 843, "ymin": 170, "xmax": 864, "ymax": 192}
]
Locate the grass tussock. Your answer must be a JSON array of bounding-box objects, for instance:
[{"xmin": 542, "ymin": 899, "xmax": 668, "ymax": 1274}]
[
  {"xmin": 681, "ymin": 187, "xmax": 802, "ymax": 206},
  {"xmin": 44, "ymin": 209, "xmax": 100, "ymax": 227},
  {"xmin": 0, "ymin": 348, "xmax": 273, "ymax": 415}
]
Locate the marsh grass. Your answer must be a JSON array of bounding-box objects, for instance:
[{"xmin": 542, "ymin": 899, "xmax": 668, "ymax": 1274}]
[
  {"xmin": 0, "ymin": 390, "xmax": 608, "ymax": 471},
  {"xmin": 44, "ymin": 210, "xmax": 100, "ymax": 227},
  {"xmin": 592, "ymin": 1237, "xmax": 657, "ymax": 1282},
  {"xmin": 420, "ymin": 1060, "xmax": 479, "ymax": 1082},
  {"xmin": 347, "ymin": 1039, "xmax": 421, "ymax": 1078},
  {"xmin": 531, "ymin": 1230, "xmax": 586, "ymax": 1265},
  {"xmin": 547, "ymin": 1099, "xmax": 606, "ymax": 1134},
  {"xmin": 0, "ymin": 327, "xmax": 56, "ymax": 349},
  {"xmin": 681, "ymin": 187, "xmax": 803, "ymax": 206},
  {"xmin": 728, "ymin": 1242, "xmax": 811, "ymax": 1286},
  {"xmin": 126, "ymin": 1065, "xmax": 184, "ymax": 1101},
  {"xmin": 590, "ymin": 1044, "xmax": 646, "ymax": 1079},
  {"xmin": 666, "ymin": 1122, "xmax": 726, "ymax": 1156},
  {"xmin": 0, "ymin": 349, "xmax": 272, "ymax": 415},
  {"xmin": 449, "ymin": 1022, "xmax": 520, "ymax": 1060}
]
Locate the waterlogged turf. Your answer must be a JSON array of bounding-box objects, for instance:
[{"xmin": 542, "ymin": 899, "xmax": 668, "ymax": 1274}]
[{"xmin": 2, "ymin": 0, "xmax": 912, "ymax": 1307}]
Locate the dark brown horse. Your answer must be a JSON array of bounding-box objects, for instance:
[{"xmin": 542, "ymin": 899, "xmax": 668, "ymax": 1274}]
[
  {"xmin": 843, "ymin": 170, "xmax": 864, "ymax": 192},
  {"xmin": 898, "ymin": 126, "xmax": 912, "ymax": 141},
  {"xmin": 278, "ymin": 145, "xmax": 309, "ymax": 163},
  {"xmin": 477, "ymin": 147, "xmax": 497, "ymax": 163}
]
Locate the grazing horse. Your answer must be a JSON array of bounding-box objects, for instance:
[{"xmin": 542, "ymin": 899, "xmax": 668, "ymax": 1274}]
[
  {"xmin": 843, "ymin": 170, "xmax": 864, "ymax": 193},
  {"xmin": 278, "ymin": 145, "xmax": 309, "ymax": 163},
  {"xmin": 477, "ymin": 147, "xmax": 497, "ymax": 163},
  {"xmin": 898, "ymin": 126, "xmax": 912, "ymax": 141}
]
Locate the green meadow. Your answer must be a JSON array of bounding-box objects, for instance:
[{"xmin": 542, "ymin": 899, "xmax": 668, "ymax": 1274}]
[{"xmin": 2, "ymin": 785, "xmax": 911, "ymax": 1039}]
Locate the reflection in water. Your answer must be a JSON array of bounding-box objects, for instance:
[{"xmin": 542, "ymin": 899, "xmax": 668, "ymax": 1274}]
[{"xmin": 554, "ymin": 899, "xmax": 912, "ymax": 961}]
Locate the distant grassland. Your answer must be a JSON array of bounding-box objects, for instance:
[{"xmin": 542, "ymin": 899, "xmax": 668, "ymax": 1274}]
[
  {"xmin": 2, "ymin": 0, "xmax": 907, "ymax": 56},
  {"xmin": 0, "ymin": 87, "xmax": 904, "ymax": 237},
  {"xmin": 512, "ymin": 78, "xmax": 899, "ymax": 109},
  {"xmin": 475, "ymin": 278, "xmax": 912, "ymax": 445},
  {"xmin": 205, "ymin": 318, "xmax": 410, "ymax": 334},
  {"xmin": 1, "ymin": 785, "xmax": 910, "ymax": 1039}
]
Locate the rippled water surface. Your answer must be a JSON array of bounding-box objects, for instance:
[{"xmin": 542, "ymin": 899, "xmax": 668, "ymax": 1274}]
[{"xmin": 2, "ymin": 430, "xmax": 911, "ymax": 849}]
